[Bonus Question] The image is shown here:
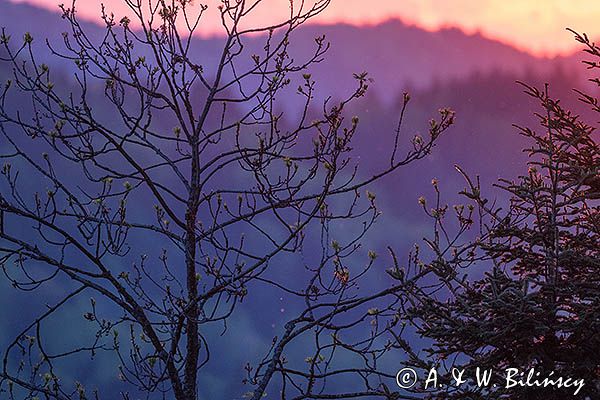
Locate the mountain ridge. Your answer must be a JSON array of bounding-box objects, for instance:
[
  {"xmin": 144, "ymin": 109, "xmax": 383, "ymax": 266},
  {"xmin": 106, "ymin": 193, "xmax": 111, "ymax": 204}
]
[{"xmin": 0, "ymin": 0, "xmax": 583, "ymax": 102}]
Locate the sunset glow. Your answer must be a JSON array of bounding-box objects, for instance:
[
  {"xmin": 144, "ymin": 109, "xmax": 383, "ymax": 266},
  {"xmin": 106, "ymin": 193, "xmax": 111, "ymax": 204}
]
[{"xmin": 7, "ymin": 0, "xmax": 600, "ymax": 56}]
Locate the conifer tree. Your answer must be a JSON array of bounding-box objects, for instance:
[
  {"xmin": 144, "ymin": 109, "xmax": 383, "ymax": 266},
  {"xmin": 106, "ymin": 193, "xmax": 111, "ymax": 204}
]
[{"xmin": 403, "ymin": 31, "xmax": 600, "ymax": 400}]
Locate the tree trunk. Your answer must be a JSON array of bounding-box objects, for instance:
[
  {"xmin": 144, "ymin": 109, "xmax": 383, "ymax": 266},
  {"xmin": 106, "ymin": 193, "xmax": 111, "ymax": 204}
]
[{"xmin": 183, "ymin": 143, "xmax": 201, "ymax": 399}]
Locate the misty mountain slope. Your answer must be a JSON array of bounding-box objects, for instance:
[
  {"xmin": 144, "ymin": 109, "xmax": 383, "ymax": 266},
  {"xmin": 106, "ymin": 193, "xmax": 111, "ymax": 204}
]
[
  {"xmin": 286, "ymin": 20, "xmax": 568, "ymax": 98},
  {"xmin": 1, "ymin": 2, "xmax": 595, "ymax": 398}
]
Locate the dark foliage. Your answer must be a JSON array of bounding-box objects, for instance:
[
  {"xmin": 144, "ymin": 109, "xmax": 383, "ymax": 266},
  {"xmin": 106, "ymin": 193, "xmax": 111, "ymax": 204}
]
[{"xmin": 402, "ymin": 31, "xmax": 600, "ymax": 400}]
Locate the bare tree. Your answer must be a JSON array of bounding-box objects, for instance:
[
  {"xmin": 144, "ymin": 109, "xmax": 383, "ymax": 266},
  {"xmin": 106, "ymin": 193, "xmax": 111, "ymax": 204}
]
[{"xmin": 0, "ymin": 1, "xmax": 454, "ymax": 399}]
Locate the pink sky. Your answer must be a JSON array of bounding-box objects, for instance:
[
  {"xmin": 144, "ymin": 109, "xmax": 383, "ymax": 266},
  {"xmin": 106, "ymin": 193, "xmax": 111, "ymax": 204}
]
[{"xmin": 9, "ymin": 0, "xmax": 600, "ymax": 56}]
